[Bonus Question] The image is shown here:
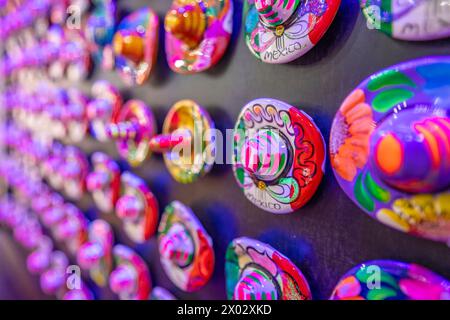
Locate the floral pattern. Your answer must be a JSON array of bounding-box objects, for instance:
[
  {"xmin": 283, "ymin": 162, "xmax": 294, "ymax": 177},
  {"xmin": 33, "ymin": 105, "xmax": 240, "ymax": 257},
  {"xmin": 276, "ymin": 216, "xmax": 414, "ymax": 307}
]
[
  {"xmin": 331, "ymin": 260, "xmax": 450, "ymax": 300},
  {"xmin": 330, "ymin": 89, "xmax": 376, "ymax": 182}
]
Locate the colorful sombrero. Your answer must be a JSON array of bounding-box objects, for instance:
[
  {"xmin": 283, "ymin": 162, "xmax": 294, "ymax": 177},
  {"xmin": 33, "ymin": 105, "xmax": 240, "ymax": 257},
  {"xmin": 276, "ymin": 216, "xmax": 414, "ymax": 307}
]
[
  {"xmin": 225, "ymin": 237, "xmax": 312, "ymax": 300},
  {"xmin": 165, "ymin": 0, "xmax": 233, "ymax": 74},
  {"xmin": 113, "ymin": 8, "xmax": 159, "ymax": 85},
  {"xmin": 331, "ymin": 260, "xmax": 450, "ymax": 300},
  {"xmin": 243, "ymin": 0, "xmax": 341, "ymax": 63},
  {"xmin": 109, "ymin": 244, "xmax": 151, "ymax": 300},
  {"xmin": 115, "ymin": 172, "xmax": 159, "ymax": 243},
  {"xmin": 233, "ymin": 98, "xmax": 326, "ymax": 214},
  {"xmin": 330, "ymin": 57, "xmax": 450, "ymax": 243},
  {"xmin": 87, "ymin": 80, "xmax": 122, "ymax": 142},
  {"xmin": 77, "ymin": 219, "xmax": 114, "ymax": 287},
  {"xmin": 153, "ymin": 99, "xmax": 215, "ymax": 184},
  {"xmin": 360, "ymin": 0, "xmax": 450, "ymax": 41},
  {"xmin": 106, "ymin": 99, "xmax": 156, "ymax": 167},
  {"xmin": 158, "ymin": 201, "xmax": 214, "ymax": 292},
  {"xmin": 85, "ymin": 0, "xmax": 116, "ymax": 67},
  {"xmin": 86, "ymin": 152, "xmax": 121, "ymax": 213}
]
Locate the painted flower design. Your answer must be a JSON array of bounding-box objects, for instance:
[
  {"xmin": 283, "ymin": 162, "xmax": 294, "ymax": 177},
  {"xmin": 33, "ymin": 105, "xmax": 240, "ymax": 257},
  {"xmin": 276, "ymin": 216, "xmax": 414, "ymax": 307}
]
[
  {"xmin": 330, "ymin": 89, "xmax": 375, "ymax": 181},
  {"xmin": 376, "ymin": 193, "xmax": 450, "ymax": 241}
]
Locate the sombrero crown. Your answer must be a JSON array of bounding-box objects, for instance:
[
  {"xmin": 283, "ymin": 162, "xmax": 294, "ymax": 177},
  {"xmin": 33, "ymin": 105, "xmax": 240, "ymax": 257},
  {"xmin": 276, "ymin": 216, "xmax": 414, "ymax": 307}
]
[
  {"xmin": 255, "ymin": 0, "xmax": 301, "ymax": 27},
  {"xmin": 165, "ymin": 0, "xmax": 207, "ymax": 49}
]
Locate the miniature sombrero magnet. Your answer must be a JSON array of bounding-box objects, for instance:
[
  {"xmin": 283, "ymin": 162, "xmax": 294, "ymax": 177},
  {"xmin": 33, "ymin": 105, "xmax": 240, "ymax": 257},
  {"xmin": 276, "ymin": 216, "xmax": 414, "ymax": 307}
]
[
  {"xmin": 330, "ymin": 57, "xmax": 450, "ymax": 243},
  {"xmin": 115, "ymin": 172, "xmax": 159, "ymax": 243},
  {"xmin": 87, "ymin": 80, "xmax": 122, "ymax": 142},
  {"xmin": 149, "ymin": 100, "xmax": 216, "ymax": 184},
  {"xmin": 60, "ymin": 146, "xmax": 89, "ymax": 200},
  {"xmin": 86, "ymin": 152, "xmax": 121, "ymax": 213},
  {"xmin": 331, "ymin": 260, "xmax": 450, "ymax": 300},
  {"xmin": 63, "ymin": 88, "xmax": 89, "ymax": 144},
  {"xmin": 106, "ymin": 99, "xmax": 156, "ymax": 167},
  {"xmin": 243, "ymin": 0, "xmax": 341, "ymax": 64},
  {"xmin": 158, "ymin": 201, "xmax": 214, "ymax": 292},
  {"xmin": 225, "ymin": 237, "xmax": 312, "ymax": 300},
  {"xmin": 109, "ymin": 244, "xmax": 151, "ymax": 300},
  {"xmin": 77, "ymin": 219, "xmax": 114, "ymax": 287},
  {"xmin": 233, "ymin": 98, "xmax": 326, "ymax": 214},
  {"xmin": 361, "ymin": 0, "xmax": 450, "ymax": 41},
  {"xmin": 85, "ymin": 0, "xmax": 116, "ymax": 68},
  {"xmin": 53, "ymin": 203, "xmax": 88, "ymax": 255},
  {"xmin": 164, "ymin": 0, "xmax": 233, "ymax": 74},
  {"xmin": 113, "ymin": 7, "xmax": 159, "ymax": 85}
]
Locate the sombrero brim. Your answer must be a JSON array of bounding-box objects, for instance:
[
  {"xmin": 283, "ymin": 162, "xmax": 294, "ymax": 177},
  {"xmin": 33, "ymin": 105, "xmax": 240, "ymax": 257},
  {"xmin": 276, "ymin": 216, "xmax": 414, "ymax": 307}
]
[
  {"xmin": 158, "ymin": 201, "xmax": 214, "ymax": 292},
  {"xmin": 225, "ymin": 237, "xmax": 311, "ymax": 300},
  {"xmin": 233, "ymin": 98, "xmax": 326, "ymax": 214},
  {"xmin": 243, "ymin": 0, "xmax": 341, "ymax": 63},
  {"xmin": 330, "ymin": 57, "xmax": 450, "ymax": 243}
]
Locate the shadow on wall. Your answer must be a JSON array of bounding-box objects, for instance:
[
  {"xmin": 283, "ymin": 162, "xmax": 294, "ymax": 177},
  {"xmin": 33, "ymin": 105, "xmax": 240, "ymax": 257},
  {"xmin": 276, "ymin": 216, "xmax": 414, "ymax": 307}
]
[
  {"xmin": 293, "ymin": 0, "xmax": 361, "ymax": 66},
  {"xmin": 258, "ymin": 229, "xmax": 321, "ymax": 299},
  {"xmin": 193, "ymin": 200, "xmax": 239, "ymax": 299}
]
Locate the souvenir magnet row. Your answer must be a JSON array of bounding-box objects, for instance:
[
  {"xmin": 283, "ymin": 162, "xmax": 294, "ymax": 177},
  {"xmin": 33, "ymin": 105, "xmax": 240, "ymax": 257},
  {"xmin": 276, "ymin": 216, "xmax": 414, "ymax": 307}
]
[
  {"xmin": 225, "ymin": 237, "xmax": 450, "ymax": 300},
  {"xmin": 77, "ymin": 201, "xmax": 213, "ymax": 296},
  {"xmin": 330, "ymin": 57, "xmax": 450, "ymax": 244},
  {"xmin": 4, "ymin": 129, "xmax": 89, "ymax": 201},
  {"xmin": 10, "ymin": 86, "xmax": 90, "ymax": 144},
  {"xmin": 112, "ymin": 0, "xmax": 233, "ymax": 83},
  {"xmin": 0, "ymin": 183, "xmax": 93, "ymax": 299},
  {"xmin": 361, "ymin": 0, "xmax": 450, "ymax": 41},
  {"xmin": 1, "ymin": 156, "xmax": 152, "ymax": 300},
  {"xmin": 86, "ymin": 152, "xmax": 159, "ymax": 244},
  {"xmin": 5, "ymin": 123, "xmax": 158, "ymax": 245},
  {"xmin": 3, "ymin": 24, "xmax": 92, "ymax": 81},
  {"xmin": 158, "ymin": 201, "xmax": 215, "ymax": 292}
]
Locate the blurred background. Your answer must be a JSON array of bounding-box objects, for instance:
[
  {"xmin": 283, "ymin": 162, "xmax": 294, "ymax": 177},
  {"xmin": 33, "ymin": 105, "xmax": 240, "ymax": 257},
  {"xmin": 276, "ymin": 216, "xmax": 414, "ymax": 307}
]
[{"xmin": 1, "ymin": 0, "xmax": 449, "ymax": 300}]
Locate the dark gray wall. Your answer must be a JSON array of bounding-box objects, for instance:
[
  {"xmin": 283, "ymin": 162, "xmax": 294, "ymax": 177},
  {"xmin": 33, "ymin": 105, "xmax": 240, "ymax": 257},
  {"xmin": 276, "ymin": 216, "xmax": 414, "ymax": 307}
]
[{"xmin": 1, "ymin": 0, "xmax": 449, "ymax": 300}]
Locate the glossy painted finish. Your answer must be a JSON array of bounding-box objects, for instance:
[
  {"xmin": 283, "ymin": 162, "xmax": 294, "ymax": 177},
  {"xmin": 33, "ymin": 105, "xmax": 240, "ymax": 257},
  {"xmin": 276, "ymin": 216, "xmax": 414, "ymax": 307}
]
[
  {"xmin": 361, "ymin": 0, "xmax": 450, "ymax": 41},
  {"xmin": 87, "ymin": 80, "xmax": 122, "ymax": 142},
  {"xmin": 53, "ymin": 203, "xmax": 88, "ymax": 255},
  {"xmin": 149, "ymin": 100, "xmax": 215, "ymax": 183},
  {"xmin": 39, "ymin": 251, "xmax": 69, "ymax": 296},
  {"xmin": 87, "ymin": 152, "xmax": 121, "ymax": 213},
  {"xmin": 106, "ymin": 100, "xmax": 156, "ymax": 167},
  {"xmin": 109, "ymin": 244, "xmax": 151, "ymax": 300},
  {"xmin": 47, "ymin": 25, "xmax": 92, "ymax": 82},
  {"xmin": 233, "ymin": 98, "xmax": 326, "ymax": 214},
  {"xmin": 77, "ymin": 219, "xmax": 114, "ymax": 287},
  {"xmin": 330, "ymin": 57, "xmax": 450, "ymax": 243},
  {"xmin": 158, "ymin": 201, "xmax": 214, "ymax": 292},
  {"xmin": 85, "ymin": 0, "xmax": 116, "ymax": 68},
  {"xmin": 64, "ymin": 89, "xmax": 89, "ymax": 143},
  {"xmin": 243, "ymin": 0, "xmax": 341, "ymax": 63},
  {"xmin": 115, "ymin": 172, "xmax": 159, "ymax": 243},
  {"xmin": 165, "ymin": 0, "xmax": 233, "ymax": 74},
  {"xmin": 331, "ymin": 260, "xmax": 450, "ymax": 300},
  {"xmin": 27, "ymin": 236, "xmax": 54, "ymax": 275},
  {"xmin": 225, "ymin": 237, "xmax": 312, "ymax": 300},
  {"xmin": 113, "ymin": 7, "xmax": 159, "ymax": 85}
]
